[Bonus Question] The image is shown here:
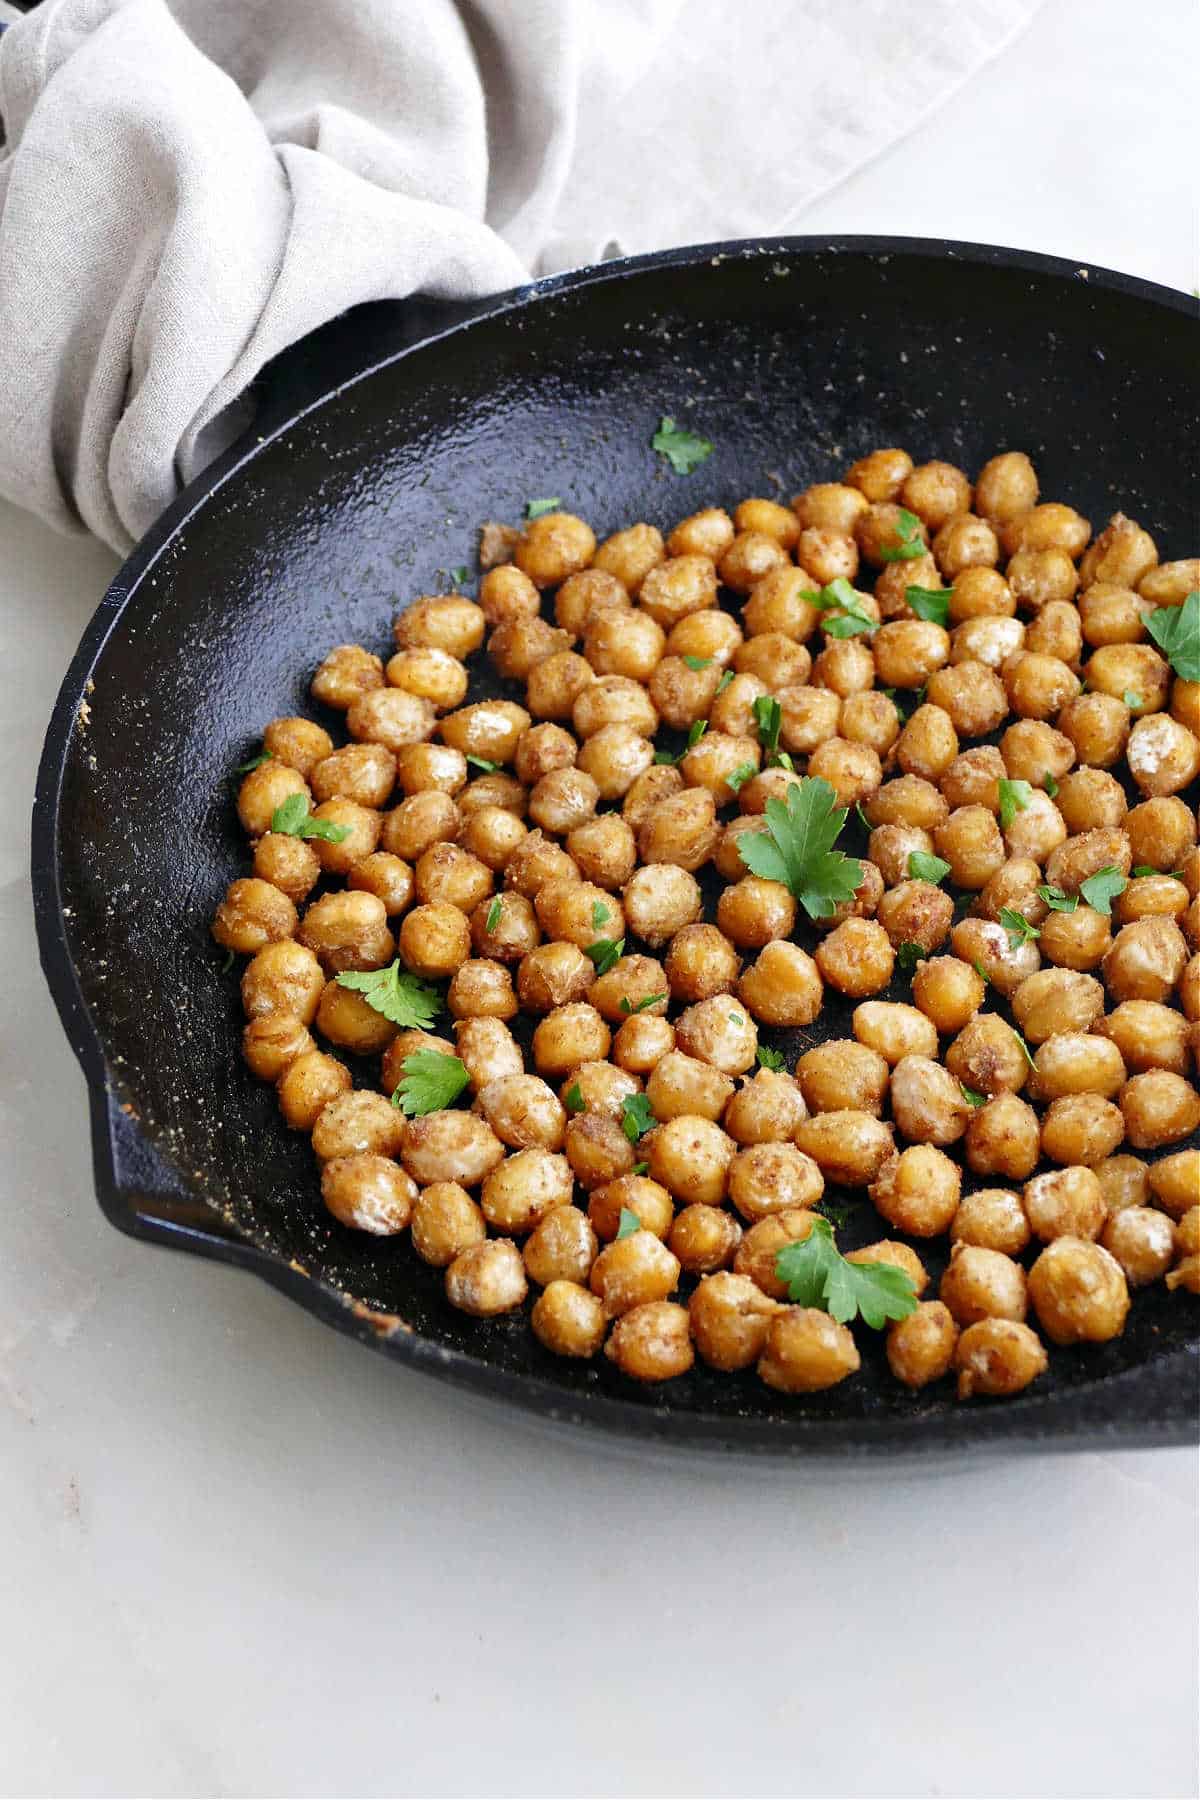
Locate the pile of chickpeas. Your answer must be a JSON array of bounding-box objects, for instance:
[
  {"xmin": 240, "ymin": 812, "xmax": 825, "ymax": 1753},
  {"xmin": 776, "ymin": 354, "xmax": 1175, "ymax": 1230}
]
[{"xmin": 212, "ymin": 444, "xmax": 1200, "ymax": 1403}]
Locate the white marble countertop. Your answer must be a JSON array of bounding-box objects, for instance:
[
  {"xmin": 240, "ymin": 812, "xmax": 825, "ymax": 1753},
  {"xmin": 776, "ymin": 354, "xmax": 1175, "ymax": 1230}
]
[{"xmin": 1, "ymin": 1, "xmax": 1196, "ymax": 1794}]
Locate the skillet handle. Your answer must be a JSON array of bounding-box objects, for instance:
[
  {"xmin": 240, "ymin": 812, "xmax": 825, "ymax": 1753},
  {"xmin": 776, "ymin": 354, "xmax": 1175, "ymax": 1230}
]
[{"xmin": 94, "ymin": 1087, "xmax": 245, "ymax": 1249}]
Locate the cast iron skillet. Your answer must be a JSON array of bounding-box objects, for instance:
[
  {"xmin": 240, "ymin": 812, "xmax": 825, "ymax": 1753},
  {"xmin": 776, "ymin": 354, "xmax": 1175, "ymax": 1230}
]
[{"xmin": 32, "ymin": 238, "xmax": 1200, "ymax": 1455}]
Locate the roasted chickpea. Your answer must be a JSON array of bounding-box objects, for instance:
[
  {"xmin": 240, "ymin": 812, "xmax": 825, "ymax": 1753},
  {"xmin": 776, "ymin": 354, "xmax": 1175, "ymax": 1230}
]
[
  {"xmin": 1032, "ymin": 1033, "xmax": 1126, "ymax": 1101},
  {"xmin": 722, "ymin": 1069, "xmax": 807, "ymax": 1145},
  {"xmin": 262, "ymin": 717, "xmax": 335, "ymax": 778},
  {"xmin": 411, "ymin": 1181, "xmax": 486, "ymax": 1267},
  {"xmin": 319, "ymin": 1152, "xmax": 414, "ymax": 1236},
  {"xmin": 589, "ymin": 1229, "xmax": 681, "ymax": 1317},
  {"xmin": 964, "ymin": 1092, "xmax": 1041, "ymax": 1181},
  {"xmin": 951, "ymin": 917, "xmax": 1039, "ymax": 996},
  {"xmin": 531, "ymin": 1280, "xmax": 607, "ymax": 1357},
  {"xmin": 940, "ymin": 1243, "xmax": 1027, "ymax": 1325},
  {"xmin": 573, "ymin": 676, "xmax": 659, "ymax": 743},
  {"xmin": 814, "ymin": 918, "xmax": 894, "ymax": 997},
  {"xmin": 565, "ymin": 1062, "xmax": 642, "ymax": 1120},
  {"xmin": 933, "ymin": 514, "xmax": 1000, "ymax": 579},
  {"xmin": 605, "ymin": 1300, "xmax": 694, "ymax": 1381},
  {"xmin": 512, "ymin": 511, "xmax": 595, "ymax": 588},
  {"xmin": 445, "ymin": 1238, "xmax": 528, "ymax": 1316},
  {"xmin": 277, "ymin": 1050, "xmax": 353, "ymax": 1132},
  {"xmin": 563, "ymin": 1111, "xmax": 635, "ymax": 1190},
  {"xmin": 393, "ymin": 901, "xmax": 468, "ymax": 980},
  {"xmin": 1028, "ymin": 1237, "xmax": 1129, "ymax": 1344},
  {"xmin": 637, "ymin": 554, "xmax": 719, "ymax": 630},
  {"xmin": 1100, "ymin": 1207, "xmax": 1175, "ymax": 1287},
  {"xmin": 1102, "ymin": 918, "xmax": 1188, "ymax": 1003},
  {"xmin": 926, "ymin": 661, "xmax": 1009, "ymax": 738},
  {"xmin": 642, "ymin": 1114, "xmax": 734, "ymax": 1207},
  {"xmin": 1120, "ymin": 1070, "xmax": 1200, "ymax": 1149},
  {"xmin": 1054, "ymin": 768, "xmax": 1127, "ymax": 835},
  {"xmin": 793, "ymin": 1110, "xmax": 894, "ymax": 1186},
  {"xmin": 1077, "ymin": 582, "xmax": 1155, "ymax": 648},
  {"xmin": 734, "ymin": 634, "xmax": 813, "ymax": 689},
  {"xmin": 665, "ymin": 506, "xmax": 735, "ymax": 560},
  {"xmin": 1011, "ymin": 968, "xmax": 1104, "ymax": 1042},
  {"xmin": 950, "ymin": 616, "xmax": 1025, "ymax": 670},
  {"xmin": 311, "ymin": 1089, "xmax": 405, "ymax": 1165},
  {"xmin": 313, "ymin": 978, "xmax": 397, "ymax": 1056},
  {"xmin": 1024, "ymin": 596, "xmax": 1083, "ymax": 666},
  {"xmin": 472, "ymin": 1072, "xmax": 565, "ymax": 1151},
  {"xmin": 621, "ymin": 863, "xmax": 703, "ymax": 947},
  {"xmin": 587, "ymin": 1174, "xmax": 673, "ymax": 1244},
  {"xmin": 845, "ymin": 448, "xmax": 912, "ymax": 503},
  {"xmin": 644, "ymin": 1051, "xmax": 734, "ymax": 1127},
  {"xmin": 875, "ymin": 881, "xmax": 954, "ymax": 956},
  {"xmin": 1057, "ymin": 692, "xmax": 1129, "ymax": 768},
  {"xmin": 974, "ymin": 858, "xmax": 1048, "ymax": 928},
  {"xmin": 453, "ymin": 1017, "xmax": 523, "ymax": 1091},
  {"xmin": 1024, "ymin": 1166, "xmax": 1106, "ymax": 1242},
  {"xmin": 758, "ymin": 1307, "xmax": 860, "ymax": 1393},
  {"xmin": 797, "ymin": 1039, "xmax": 890, "ymax": 1119},
  {"xmin": 298, "ymin": 890, "xmax": 392, "ymax": 974},
  {"xmin": 311, "ymin": 644, "xmax": 384, "ymax": 711},
  {"xmin": 477, "ymin": 562, "xmax": 539, "ymax": 626},
  {"xmin": 235, "ymin": 759, "xmax": 311, "ymax": 839},
  {"xmin": 945, "ymin": 1014, "xmax": 1029, "ymax": 1097},
  {"xmin": 240, "ymin": 939, "xmax": 325, "ymax": 1023},
  {"xmin": 524, "ymin": 1209, "xmax": 599, "ymax": 1288},
  {"xmin": 381, "ymin": 790, "xmax": 460, "ymax": 862},
  {"xmin": 593, "ymin": 521, "xmax": 665, "ymax": 595},
  {"xmin": 680, "ymin": 730, "xmax": 762, "ymax": 806},
  {"xmin": 531, "ymin": 1003, "xmax": 611, "ymax": 1078},
  {"xmin": 728, "ymin": 1143, "xmax": 824, "ymax": 1223},
  {"xmin": 1148, "ymin": 1149, "xmax": 1200, "ymax": 1220},
  {"xmin": 583, "ymin": 607, "xmax": 665, "ymax": 682},
  {"xmin": 612, "ymin": 1011, "xmax": 675, "ymax": 1074},
  {"xmin": 477, "ymin": 1146, "xmax": 572, "ymax": 1234},
  {"xmin": 869, "ymin": 1144, "xmax": 960, "ymax": 1236},
  {"xmin": 638, "ymin": 788, "xmax": 720, "ymax": 873},
  {"xmin": 1126, "ymin": 713, "xmax": 1200, "ymax": 797},
  {"xmin": 888, "ymin": 1055, "xmax": 971, "ymax": 1146},
  {"xmin": 733, "ymin": 1209, "xmax": 821, "ymax": 1299},
  {"xmin": 955, "ymin": 1319, "xmax": 1047, "ymax": 1399},
  {"xmin": 998, "ymin": 719, "xmax": 1075, "ymax": 788},
  {"xmin": 933, "ymin": 805, "xmax": 1005, "ymax": 891},
  {"xmin": 242, "ymin": 1014, "xmax": 316, "ymax": 1082},
  {"xmin": 951, "ymin": 1188, "xmax": 1031, "ymax": 1256},
  {"xmin": 974, "ymin": 452, "xmax": 1038, "ymax": 524},
  {"xmin": 896, "ymin": 703, "xmax": 958, "ymax": 781},
  {"xmin": 887, "ymin": 1301, "xmax": 959, "ymax": 1389},
  {"xmin": 1095, "ymin": 1153, "xmax": 1151, "ymax": 1215},
  {"xmin": 852, "ymin": 1000, "xmax": 938, "ymax": 1064},
  {"xmin": 1085, "ymin": 643, "xmax": 1171, "ymax": 717},
  {"xmin": 1039, "ymin": 904, "xmax": 1112, "ymax": 972},
  {"xmin": 811, "ymin": 634, "xmax": 878, "ymax": 698},
  {"xmin": 489, "ymin": 615, "xmax": 570, "ymax": 682},
  {"xmin": 912, "ymin": 955, "xmax": 986, "ymax": 1033}
]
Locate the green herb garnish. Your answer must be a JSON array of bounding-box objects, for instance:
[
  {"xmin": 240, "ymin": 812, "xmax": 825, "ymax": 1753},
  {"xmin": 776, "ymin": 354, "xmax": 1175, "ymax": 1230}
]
[
  {"xmin": 727, "ymin": 762, "xmax": 759, "ymax": 793},
  {"xmin": 814, "ymin": 577, "xmax": 876, "ymax": 637},
  {"xmin": 896, "ymin": 941, "xmax": 924, "ymax": 975},
  {"xmin": 908, "ymin": 851, "xmax": 951, "ymax": 884},
  {"xmin": 1122, "ymin": 690, "xmax": 1142, "ymax": 709},
  {"xmin": 736, "ymin": 777, "xmax": 864, "ymax": 920},
  {"xmin": 716, "ymin": 669, "xmax": 736, "ymax": 694},
  {"xmin": 960, "ymin": 1084, "xmax": 987, "ymax": 1108},
  {"xmin": 651, "ymin": 415, "xmax": 714, "ymax": 475},
  {"xmin": 686, "ymin": 719, "xmax": 708, "ymax": 750},
  {"xmin": 756, "ymin": 1045, "xmax": 786, "ymax": 1072},
  {"xmin": 683, "ymin": 655, "xmax": 713, "ymax": 671},
  {"xmin": 878, "ymin": 508, "xmax": 926, "ymax": 563},
  {"xmin": 752, "ymin": 695, "xmax": 784, "ymax": 760},
  {"xmin": 998, "ymin": 906, "xmax": 1040, "ymax": 948},
  {"xmin": 585, "ymin": 937, "xmax": 625, "ymax": 977},
  {"xmin": 1146, "ymin": 590, "xmax": 1200, "ymax": 681},
  {"xmin": 1013, "ymin": 1028, "xmax": 1035, "ymax": 1069},
  {"xmin": 1038, "ymin": 883, "xmax": 1078, "ymax": 913},
  {"xmin": 485, "ymin": 897, "xmax": 503, "ymax": 932},
  {"xmin": 270, "ymin": 793, "xmax": 351, "ymax": 843},
  {"xmin": 1043, "ymin": 770, "xmax": 1059, "ymax": 797},
  {"xmin": 391, "ymin": 1050, "xmax": 470, "ymax": 1116},
  {"xmin": 631, "ymin": 1162, "xmax": 649, "ymax": 1176},
  {"xmin": 619, "ymin": 992, "xmax": 666, "ymax": 1015},
  {"xmin": 905, "ymin": 585, "xmax": 950, "ymax": 627},
  {"xmin": 450, "ymin": 565, "xmax": 470, "ymax": 587},
  {"xmin": 592, "ymin": 902, "xmax": 611, "ymax": 929},
  {"xmin": 525, "ymin": 497, "xmax": 561, "ymax": 519},
  {"xmin": 773, "ymin": 1217, "xmax": 918, "ymax": 1328},
  {"xmin": 620, "ymin": 1093, "xmax": 657, "ymax": 1143},
  {"xmin": 997, "ymin": 778, "xmax": 1033, "ymax": 831},
  {"xmin": 466, "ymin": 754, "xmax": 501, "ymax": 773},
  {"xmin": 335, "ymin": 962, "xmax": 441, "ymax": 1028},
  {"xmin": 236, "ymin": 749, "xmax": 273, "ymax": 773},
  {"xmin": 616, "ymin": 1207, "xmax": 642, "ymax": 1239},
  {"xmin": 565, "ymin": 1082, "xmax": 585, "ymax": 1114},
  {"xmin": 1078, "ymin": 865, "xmax": 1127, "ymax": 916}
]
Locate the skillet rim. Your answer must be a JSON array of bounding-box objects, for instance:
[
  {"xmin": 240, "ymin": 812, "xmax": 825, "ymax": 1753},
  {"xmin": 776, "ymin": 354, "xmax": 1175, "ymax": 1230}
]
[{"xmin": 31, "ymin": 234, "xmax": 1200, "ymax": 1455}]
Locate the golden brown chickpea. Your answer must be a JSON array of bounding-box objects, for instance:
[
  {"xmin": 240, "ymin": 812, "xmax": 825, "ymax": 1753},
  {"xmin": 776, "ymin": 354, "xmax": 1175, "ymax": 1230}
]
[
  {"xmin": 1077, "ymin": 582, "xmax": 1155, "ymax": 648},
  {"xmin": 974, "ymin": 452, "xmax": 1038, "ymax": 524},
  {"xmin": 911, "ymin": 955, "xmax": 985, "ymax": 1033},
  {"xmin": 1127, "ymin": 713, "xmax": 1200, "ymax": 797},
  {"xmin": 845, "ymin": 447, "xmax": 912, "ymax": 502},
  {"xmin": 523, "ymin": 1208, "xmax": 599, "ymax": 1288},
  {"xmin": 593, "ymin": 522, "xmax": 665, "ymax": 595},
  {"xmin": 1008, "ymin": 547, "xmax": 1079, "ymax": 611},
  {"xmin": 605, "ymin": 1300, "xmax": 695, "ymax": 1381},
  {"xmin": 679, "ymin": 1270, "xmax": 775, "ymax": 1368},
  {"xmin": 727, "ymin": 1143, "xmax": 824, "ymax": 1224},
  {"xmin": 612, "ymin": 1011, "xmax": 675, "ymax": 1075},
  {"xmin": 666, "ymin": 603, "xmax": 744, "ymax": 665},
  {"xmin": 242, "ymin": 1014, "xmax": 316, "ymax": 1083},
  {"xmin": 302, "ymin": 800, "xmax": 380, "ymax": 878},
  {"xmin": 648, "ymin": 656, "xmax": 722, "ymax": 733},
  {"xmin": 1098, "ymin": 995, "xmax": 1189, "ymax": 1070},
  {"xmin": 731, "ymin": 496, "xmax": 799, "ymax": 550},
  {"xmin": 621, "ymin": 764, "xmax": 684, "ymax": 836},
  {"xmin": 414, "ymin": 843, "xmax": 493, "ymax": 914},
  {"xmin": 393, "ymin": 901, "xmax": 468, "ymax": 979},
  {"xmin": 1054, "ymin": 768, "xmax": 1127, "ymax": 835},
  {"xmin": 735, "ymin": 639, "xmax": 814, "ymax": 698},
  {"xmin": 587, "ymin": 1174, "xmax": 673, "ymax": 1243},
  {"xmin": 886, "ymin": 1300, "xmax": 958, "ymax": 1389},
  {"xmin": 587, "ymin": 952, "xmax": 670, "ymax": 1024},
  {"xmin": 236, "ymin": 759, "xmax": 311, "ymax": 839},
  {"xmin": 940, "ymin": 1243, "xmax": 1027, "ymax": 1325},
  {"xmin": 1095, "ymin": 1153, "xmax": 1150, "ymax": 1215},
  {"xmin": 477, "ymin": 562, "xmax": 539, "ymax": 626},
  {"xmin": 474, "ymin": 1072, "xmax": 566, "ymax": 1151},
  {"xmin": 1057, "ymin": 692, "xmax": 1129, "ymax": 769},
  {"xmin": 530, "ymin": 878, "xmax": 619, "ymax": 950},
  {"xmin": 669, "ymin": 997, "xmax": 755, "ymax": 1077},
  {"xmin": 563, "ymin": 1061, "xmax": 642, "ymax": 1120},
  {"xmin": 1041, "ymin": 1094, "xmax": 1125, "ymax": 1166},
  {"xmin": 1100, "ymin": 1207, "xmax": 1175, "ymax": 1287},
  {"xmin": 737, "ymin": 940, "xmax": 824, "ymax": 1027},
  {"xmin": 804, "ymin": 739, "xmax": 882, "ymax": 811},
  {"xmin": 513, "ymin": 511, "xmax": 596, "ymax": 589},
  {"xmin": 875, "ymin": 882, "xmax": 953, "ymax": 957},
  {"xmin": 589, "ymin": 1229, "xmax": 681, "ymax": 1317},
  {"xmin": 1078, "ymin": 512, "xmax": 1158, "ymax": 589},
  {"xmin": 565, "ymin": 1111, "xmax": 636, "ymax": 1190},
  {"xmin": 945, "ymin": 1014, "xmax": 1029, "ymax": 1098},
  {"xmin": 638, "ymin": 553, "xmax": 719, "ymax": 628},
  {"xmin": 531, "ymin": 1280, "xmax": 607, "ymax": 1357},
  {"xmin": 526, "ymin": 766, "xmax": 600, "ymax": 836},
  {"xmin": 583, "ymin": 606, "xmax": 666, "ymax": 682},
  {"xmin": 855, "ymin": 500, "xmax": 929, "ymax": 568},
  {"xmin": 622, "ymin": 863, "xmax": 703, "ymax": 947},
  {"xmin": 344, "ymin": 851, "xmax": 414, "ymax": 919},
  {"xmin": 1003, "ymin": 789, "xmax": 1068, "ymax": 864},
  {"xmin": 1176, "ymin": 1208, "xmax": 1200, "ymax": 1256},
  {"xmin": 813, "ymin": 918, "xmax": 894, "ymax": 998},
  {"xmin": 950, "ymin": 615, "xmax": 1026, "ymax": 670},
  {"xmin": 718, "ymin": 530, "xmax": 789, "ymax": 595},
  {"xmin": 1085, "ymin": 642, "xmax": 1171, "ymax": 716},
  {"xmin": 951, "ymin": 917, "xmax": 1040, "ymax": 996},
  {"xmin": 385, "ymin": 645, "xmax": 469, "ymax": 712},
  {"xmin": 758, "ymin": 1307, "xmax": 860, "ymax": 1393},
  {"xmin": 276, "ymin": 1050, "xmax": 353, "ymax": 1132},
  {"xmin": 677, "ymin": 731, "xmax": 758, "ymax": 808},
  {"xmin": 1028, "ymin": 1237, "xmax": 1129, "ymax": 1343},
  {"xmin": 870, "ymin": 1143, "xmax": 961, "ymax": 1236},
  {"xmin": 1128, "ymin": 797, "xmax": 1197, "ymax": 872},
  {"xmin": 869, "ymin": 820, "xmax": 934, "ymax": 889},
  {"xmin": 974, "ymin": 858, "xmax": 1048, "ymax": 930},
  {"xmin": 469, "ymin": 891, "xmax": 539, "ymax": 965},
  {"xmin": 711, "ymin": 881, "xmax": 793, "ymax": 959},
  {"xmin": 525, "ymin": 652, "xmax": 596, "ymax": 724},
  {"xmin": 401, "ymin": 1111, "xmax": 506, "ymax": 1188},
  {"xmin": 1103, "ymin": 917, "xmax": 1188, "ymax": 1003},
  {"xmin": 647, "ymin": 1051, "xmax": 734, "ymax": 1116},
  {"xmin": 573, "ymin": 676, "xmax": 659, "ymax": 742},
  {"xmin": 489, "ymin": 615, "xmax": 570, "ymax": 682},
  {"xmin": 394, "ymin": 596, "xmax": 486, "ymax": 660},
  {"xmin": 668, "ymin": 1207, "xmax": 742, "ymax": 1279},
  {"xmin": 849, "ymin": 1001, "xmax": 936, "ymax": 1066},
  {"xmin": 531, "ymin": 1003, "xmax": 611, "ymax": 1078},
  {"xmin": 501, "ymin": 835, "xmax": 575, "ymax": 905},
  {"xmin": 1002, "ymin": 651, "xmax": 1080, "ymax": 722},
  {"xmin": 955, "ymin": 1318, "xmax": 1048, "ymax": 1399},
  {"xmin": 1181, "ymin": 954, "xmax": 1200, "ymax": 1020},
  {"xmin": 733, "ymin": 1209, "xmax": 820, "ymax": 1299},
  {"xmin": 513, "ymin": 723, "xmax": 576, "ymax": 789},
  {"xmin": 637, "ymin": 788, "xmax": 720, "ymax": 873},
  {"xmin": 721, "ymin": 1070, "xmax": 805, "ymax": 1147},
  {"xmin": 297, "ymin": 891, "xmax": 395, "ymax": 976},
  {"xmin": 811, "ymin": 633, "xmax": 878, "ymax": 698},
  {"xmin": 1039, "ymin": 905, "xmax": 1112, "ymax": 972},
  {"xmin": 945, "ymin": 566, "xmax": 1013, "ymax": 626},
  {"xmin": 262, "ymin": 717, "xmax": 335, "ymax": 779},
  {"xmin": 837, "ymin": 691, "xmax": 900, "ymax": 759},
  {"xmin": 796, "ymin": 525, "xmax": 858, "ymax": 586},
  {"xmin": 1140, "ymin": 558, "xmax": 1200, "ymax": 604},
  {"xmin": 311, "ymin": 1089, "xmax": 405, "ymax": 1165},
  {"xmin": 560, "ymin": 815, "xmax": 635, "ymax": 893},
  {"xmin": 479, "ymin": 1146, "xmax": 572, "ymax": 1234},
  {"xmin": 872, "ymin": 620, "xmax": 947, "ymax": 691},
  {"xmin": 951, "ymin": 1188, "xmax": 1031, "ymax": 1255},
  {"xmin": 898, "ymin": 460, "xmax": 970, "ymax": 530},
  {"xmin": 381, "ymin": 790, "xmax": 460, "ymax": 863},
  {"xmin": 770, "ymin": 685, "xmax": 839, "ymax": 759},
  {"xmin": 445, "ymin": 1238, "xmax": 528, "ymax": 1317},
  {"xmin": 314, "ymin": 979, "xmax": 397, "ymax": 1056},
  {"xmin": 888, "ymin": 1054, "xmax": 970, "ymax": 1146},
  {"xmin": 793, "ymin": 1110, "xmax": 894, "ymax": 1186},
  {"xmin": 379, "ymin": 1029, "xmax": 455, "ymax": 1095},
  {"xmin": 344, "ymin": 689, "xmax": 437, "ymax": 760},
  {"xmin": 456, "ymin": 806, "xmax": 527, "ymax": 875},
  {"xmin": 1120, "ymin": 1070, "xmax": 1200, "ymax": 1149},
  {"xmin": 643, "ymin": 1114, "xmax": 734, "ymax": 1207},
  {"xmin": 1032, "ymin": 1032, "xmax": 1126, "ymax": 1100},
  {"xmin": 932, "ymin": 805, "xmax": 1005, "ymax": 891},
  {"xmin": 706, "ymin": 673, "xmax": 766, "ymax": 743},
  {"xmin": 999, "ymin": 503, "xmax": 1090, "ymax": 560},
  {"xmin": 998, "ymin": 719, "xmax": 1075, "ymax": 788},
  {"xmin": 411, "ymin": 1181, "xmax": 486, "ymax": 1267},
  {"xmin": 926, "ymin": 662, "xmax": 1010, "ymax": 738},
  {"xmin": 1148, "ymin": 1149, "xmax": 1200, "ymax": 1220},
  {"xmin": 795, "ymin": 1040, "xmax": 887, "ymax": 1117},
  {"xmin": 666, "ymin": 506, "xmax": 735, "ymax": 561},
  {"xmin": 311, "ymin": 644, "xmax": 385, "ymax": 711},
  {"xmin": 791, "ymin": 482, "xmax": 868, "ymax": 536},
  {"xmin": 240, "ymin": 939, "xmax": 325, "ymax": 1022},
  {"xmin": 964, "ymin": 1092, "xmax": 1041, "ymax": 1181},
  {"xmin": 1010, "ymin": 967, "xmax": 1104, "ymax": 1042},
  {"xmin": 933, "ymin": 513, "xmax": 1000, "ymax": 579},
  {"xmin": 453, "ymin": 1017, "xmax": 523, "ymax": 1091},
  {"xmin": 741, "ymin": 567, "xmax": 821, "ymax": 643},
  {"xmin": 320, "ymin": 1153, "xmax": 416, "ymax": 1235},
  {"xmin": 895, "ymin": 703, "xmax": 958, "ymax": 782},
  {"xmin": 1115, "ymin": 874, "xmax": 1190, "ymax": 925},
  {"xmin": 654, "ymin": 927, "xmax": 735, "ymax": 1008},
  {"xmin": 1024, "ymin": 1166, "xmax": 1105, "ymax": 1242},
  {"xmin": 553, "ymin": 568, "xmax": 629, "ymax": 640}
]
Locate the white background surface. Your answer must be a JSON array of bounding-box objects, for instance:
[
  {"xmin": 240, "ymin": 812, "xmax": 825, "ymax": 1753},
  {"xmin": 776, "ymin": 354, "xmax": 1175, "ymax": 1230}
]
[{"xmin": 1, "ymin": 0, "xmax": 1197, "ymax": 1795}]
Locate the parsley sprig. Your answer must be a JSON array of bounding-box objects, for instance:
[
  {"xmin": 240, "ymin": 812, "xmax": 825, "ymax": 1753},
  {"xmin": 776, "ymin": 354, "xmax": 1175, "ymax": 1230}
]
[
  {"xmin": 1146, "ymin": 589, "xmax": 1200, "ymax": 681},
  {"xmin": 616, "ymin": 1207, "xmax": 643, "ymax": 1240},
  {"xmin": 905, "ymin": 585, "xmax": 950, "ymax": 627},
  {"xmin": 1078, "ymin": 865, "xmax": 1127, "ymax": 915},
  {"xmin": 736, "ymin": 777, "xmax": 864, "ymax": 920},
  {"xmin": 335, "ymin": 961, "xmax": 441, "ymax": 1027},
  {"xmin": 620, "ymin": 1093, "xmax": 657, "ymax": 1143},
  {"xmin": 651, "ymin": 415, "xmax": 714, "ymax": 475},
  {"xmin": 525, "ymin": 497, "xmax": 561, "ymax": 519},
  {"xmin": 813, "ymin": 577, "xmax": 876, "ymax": 638},
  {"xmin": 908, "ymin": 851, "xmax": 951, "ymax": 884},
  {"xmin": 585, "ymin": 936, "xmax": 625, "ymax": 977},
  {"xmin": 774, "ymin": 1218, "xmax": 918, "ymax": 1329},
  {"xmin": 391, "ymin": 1050, "xmax": 470, "ymax": 1115},
  {"xmin": 878, "ymin": 508, "xmax": 926, "ymax": 563},
  {"xmin": 270, "ymin": 793, "xmax": 351, "ymax": 843},
  {"xmin": 997, "ymin": 778, "xmax": 1033, "ymax": 831}
]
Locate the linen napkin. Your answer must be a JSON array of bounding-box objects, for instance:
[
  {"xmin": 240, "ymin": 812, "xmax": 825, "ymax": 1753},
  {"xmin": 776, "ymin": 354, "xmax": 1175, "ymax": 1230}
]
[{"xmin": 0, "ymin": 0, "xmax": 1042, "ymax": 552}]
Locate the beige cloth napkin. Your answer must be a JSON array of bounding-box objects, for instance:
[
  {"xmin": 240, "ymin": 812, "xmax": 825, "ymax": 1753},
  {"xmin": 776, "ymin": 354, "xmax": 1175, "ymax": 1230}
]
[{"xmin": 0, "ymin": 0, "xmax": 1041, "ymax": 551}]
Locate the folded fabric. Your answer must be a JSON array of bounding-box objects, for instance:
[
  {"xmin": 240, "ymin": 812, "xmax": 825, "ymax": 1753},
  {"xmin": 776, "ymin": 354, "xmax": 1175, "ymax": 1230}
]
[{"xmin": 0, "ymin": 0, "xmax": 1041, "ymax": 552}]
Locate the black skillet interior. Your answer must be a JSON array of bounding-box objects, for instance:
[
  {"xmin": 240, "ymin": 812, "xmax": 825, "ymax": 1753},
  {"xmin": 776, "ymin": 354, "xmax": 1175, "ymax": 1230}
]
[{"xmin": 34, "ymin": 239, "xmax": 1200, "ymax": 1453}]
